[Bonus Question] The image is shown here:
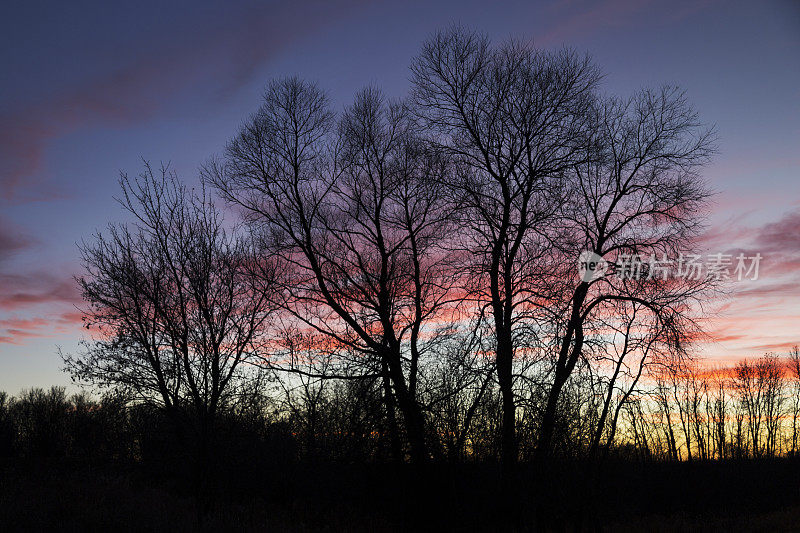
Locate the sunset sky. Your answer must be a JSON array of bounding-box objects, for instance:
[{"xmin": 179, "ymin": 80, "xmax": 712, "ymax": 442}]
[{"xmin": 1, "ymin": 0, "xmax": 798, "ymax": 393}]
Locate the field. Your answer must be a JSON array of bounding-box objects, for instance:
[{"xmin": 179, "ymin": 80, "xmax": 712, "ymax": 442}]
[{"xmin": 3, "ymin": 458, "xmax": 800, "ymax": 531}]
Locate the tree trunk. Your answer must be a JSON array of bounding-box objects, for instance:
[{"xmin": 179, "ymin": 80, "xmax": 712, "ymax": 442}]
[
  {"xmin": 381, "ymin": 360, "xmax": 403, "ymax": 462},
  {"xmin": 385, "ymin": 350, "xmax": 428, "ymax": 464},
  {"xmin": 537, "ymin": 284, "xmax": 588, "ymax": 462},
  {"xmin": 497, "ymin": 340, "xmax": 517, "ymax": 470},
  {"xmin": 537, "ymin": 371, "xmax": 567, "ymax": 462}
]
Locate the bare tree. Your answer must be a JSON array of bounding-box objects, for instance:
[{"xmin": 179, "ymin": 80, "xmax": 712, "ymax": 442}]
[
  {"xmin": 533, "ymin": 86, "xmax": 715, "ymax": 460},
  {"xmin": 64, "ymin": 165, "xmax": 277, "ymax": 458},
  {"xmin": 731, "ymin": 356, "xmax": 785, "ymax": 457},
  {"xmin": 788, "ymin": 346, "xmax": 800, "ymax": 455},
  {"xmin": 734, "ymin": 358, "xmax": 761, "ymax": 457},
  {"xmin": 425, "ymin": 324, "xmax": 494, "ymax": 461},
  {"xmin": 588, "ymin": 301, "xmax": 663, "ymax": 456},
  {"xmin": 760, "ymin": 355, "xmax": 785, "ymax": 457},
  {"xmin": 651, "ymin": 368, "xmax": 681, "ymax": 461},
  {"xmin": 205, "ymin": 81, "xmax": 455, "ymax": 463},
  {"xmin": 709, "ymin": 368, "xmax": 729, "ymax": 459},
  {"xmin": 410, "ymin": 26, "xmax": 600, "ymax": 468},
  {"xmin": 687, "ymin": 362, "xmax": 710, "ymax": 460}
]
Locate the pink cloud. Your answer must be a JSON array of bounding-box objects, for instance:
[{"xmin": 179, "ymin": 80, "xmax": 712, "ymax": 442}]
[
  {"xmin": 759, "ymin": 210, "xmax": 800, "ymax": 251},
  {"xmin": 0, "ymin": 317, "xmax": 49, "ymax": 330},
  {"xmin": 696, "ymin": 207, "xmax": 800, "ymax": 279},
  {"xmin": 539, "ymin": 0, "xmax": 652, "ymax": 45},
  {"xmin": 0, "ymin": 310, "xmax": 84, "ymax": 345},
  {"xmin": 694, "ymin": 207, "xmax": 800, "ymax": 361},
  {"xmin": 747, "ymin": 341, "xmax": 800, "ymax": 353},
  {"xmin": 0, "ymin": 225, "xmax": 83, "ymax": 341},
  {"xmin": 0, "ymin": 272, "xmax": 81, "ymax": 311}
]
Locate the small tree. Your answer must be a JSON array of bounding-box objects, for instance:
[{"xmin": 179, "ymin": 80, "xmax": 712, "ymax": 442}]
[
  {"xmin": 788, "ymin": 346, "xmax": 800, "ymax": 455},
  {"xmin": 732, "ymin": 355, "xmax": 785, "ymax": 458},
  {"xmin": 64, "ymin": 164, "xmax": 277, "ymax": 461}
]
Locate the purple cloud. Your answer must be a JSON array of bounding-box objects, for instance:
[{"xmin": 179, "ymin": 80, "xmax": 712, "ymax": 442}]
[
  {"xmin": 0, "ymin": 272, "xmax": 81, "ymax": 312},
  {"xmin": 0, "ymin": 217, "xmax": 34, "ymax": 262},
  {"xmin": 0, "ymin": 0, "xmax": 366, "ymax": 202}
]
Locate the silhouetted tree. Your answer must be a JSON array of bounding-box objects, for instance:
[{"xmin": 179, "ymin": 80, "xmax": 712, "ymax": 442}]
[
  {"xmin": 410, "ymin": 26, "xmax": 600, "ymax": 469},
  {"xmin": 534, "ymin": 85, "xmax": 715, "ymax": 460},
  {"xmin": 733, "ymin": 355, "xmax": 785, "ymax": 457},
  {"xmin": 0, "ymin": 392, "xmax": 14, "ymax": 457},
  {"xmin": 206, "ymin": 81, "xmax": 456, "ymax": 463},
  {"xmin": 64, "ymin": 165, "xmax": 277, "ymax": 462},
  {"xmin": 588, "ymin": 302, "xmax": 662, "ymax": 456},
  {"xmin": 13, "ymin": 387, "xmax": 69, "ymax": 457},
  {"xmin": 788, "ymin": 346, "xmax": 800, "ymax": 454}
]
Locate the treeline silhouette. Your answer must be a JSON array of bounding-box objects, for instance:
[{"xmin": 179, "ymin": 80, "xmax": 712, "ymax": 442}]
[
  {"xmin": 5, "ymin": 351, "xmax": 800, "ymax": 466},
  {"xmin": 4, "ymin": 354, "xmax": 800, "ymax": 530}
]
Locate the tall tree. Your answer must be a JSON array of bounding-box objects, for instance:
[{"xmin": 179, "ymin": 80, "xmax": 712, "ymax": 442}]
[
  {"xmin": 534, "ymin": 86, "xmax": 714, "ymax": 460},
  {"xmin": 206, "ymin": 80, "xmax": 455, "ymax": 463},
  {"xmin": 410, "ymin": 26, "xmax": 599, "ymax": 468}
]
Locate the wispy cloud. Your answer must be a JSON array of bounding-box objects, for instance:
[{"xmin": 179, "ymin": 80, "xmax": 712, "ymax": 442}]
[
  {"xmin": 699, "ymin": 207, "xmax": 800, "ymax": 358},
  {"xmin": 0, "ymin": 0, "xmax": 365, "ymax": 202},
  {"xmin": 0, "ymin": 271, "xmax": 81, "ymax": 312},
  {"xmin": 0, "ymin": 217, "xmax": 35, "ymax": 262},
  {"xmin": 0, "ymin": 311, "xmax": 84, "ymax": 345},
  {"xmin": 537, "ymin": 0, "xmax": 720, "ymax": 47},
  {"xmin": 539, "ymin": 0, "xmax": 653, "ymax": 45}
]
